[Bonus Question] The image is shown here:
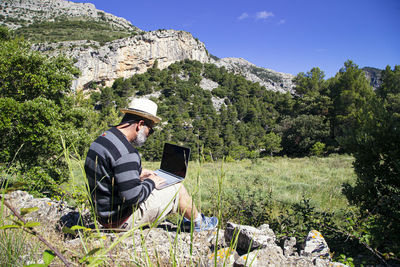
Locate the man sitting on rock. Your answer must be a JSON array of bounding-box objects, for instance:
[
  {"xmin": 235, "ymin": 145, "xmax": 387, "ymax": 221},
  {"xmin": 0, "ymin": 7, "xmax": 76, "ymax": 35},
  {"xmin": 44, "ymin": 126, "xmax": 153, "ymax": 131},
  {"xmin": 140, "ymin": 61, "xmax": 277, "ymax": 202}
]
[{"xmin": 84, "ymin": 98, "xmax": 217, "ymax": 231}]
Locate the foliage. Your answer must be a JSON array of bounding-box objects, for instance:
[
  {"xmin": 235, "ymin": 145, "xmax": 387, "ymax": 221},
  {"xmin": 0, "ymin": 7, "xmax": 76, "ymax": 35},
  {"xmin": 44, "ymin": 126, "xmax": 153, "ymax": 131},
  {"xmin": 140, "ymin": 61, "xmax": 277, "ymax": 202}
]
[
  {"xmin": 342, "ymin": 65, "xmax": 400, "ymax": 260},
  {"xmin": 93, "ymin": 59, "xmax": 290, "ymax": 161},
  {"xmin": 261, "ymin": 132, "xmax": 282, "ymax": 156},
  {"xmin": 0, "ymin": 225, "xmax": 39, "ymax": 266},
  {"xmin": 221, "ymin": 176, "xmax": 273, "ymax": 226},
  {"xmin": 0, "ymin": 25, "xmax": 10, "ymax": 41},
  {"xmin": 310, "ymin": 142, "xmax": 325, "ymax": 156},
  {"xmin": 276, "ymin": 115, "xmax": 330, "ymax": 156},
  {"xmin": 328, "ymin": 60, "xmax": 374, "ymax": 148},
  {"xmin": 0, "ymin": 36, "xmax": 96, "ymax": 196},
  {"xmin": 14, "ymin": 19, "xmax": 135, "ymax": 44}
]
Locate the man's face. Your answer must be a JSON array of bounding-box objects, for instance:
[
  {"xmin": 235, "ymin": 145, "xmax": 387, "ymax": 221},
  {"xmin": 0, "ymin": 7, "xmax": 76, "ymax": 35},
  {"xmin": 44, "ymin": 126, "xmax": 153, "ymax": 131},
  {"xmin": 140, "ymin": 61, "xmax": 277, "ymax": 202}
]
[
  {"xmin": 132, "ymin": 126, "xmax": 147, "ymax": 147},
  {"xmin": 131, "ymin": 122, "xmax": 153, "ymax": 147}
]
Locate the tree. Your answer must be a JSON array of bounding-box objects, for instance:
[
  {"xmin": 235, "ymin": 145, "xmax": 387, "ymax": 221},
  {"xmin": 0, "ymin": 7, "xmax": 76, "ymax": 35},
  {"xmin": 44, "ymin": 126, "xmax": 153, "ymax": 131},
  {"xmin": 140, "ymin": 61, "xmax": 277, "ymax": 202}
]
[
  {"xmin": 328, "ymin": 60, "xmax": 374, "ymax": 146},
  {"xmin": 342, "ymin": 65, "xmax": 400, "ymax": 258},
  {"xmin": 262, "ymin": 132, "xmax": 282, "ymax": 156},
  {"xmin": 276, "ymin": 115, "xmax": 330, "ymax": 156},
  {"xmin": 0, "ymin": 36, "xmax": 94, "ymax": 195},
  {"xmin": 293, "ymin": 67, "xmax": 326, "ymax": 97}
]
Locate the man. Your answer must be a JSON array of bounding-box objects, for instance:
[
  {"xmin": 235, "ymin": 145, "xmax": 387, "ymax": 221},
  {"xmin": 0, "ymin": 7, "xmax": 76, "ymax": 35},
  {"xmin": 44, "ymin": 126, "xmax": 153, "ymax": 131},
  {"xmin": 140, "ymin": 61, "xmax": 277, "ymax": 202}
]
[{"xmin": 84, "ymin": 98, "xmax": 217, "ymax": 231}]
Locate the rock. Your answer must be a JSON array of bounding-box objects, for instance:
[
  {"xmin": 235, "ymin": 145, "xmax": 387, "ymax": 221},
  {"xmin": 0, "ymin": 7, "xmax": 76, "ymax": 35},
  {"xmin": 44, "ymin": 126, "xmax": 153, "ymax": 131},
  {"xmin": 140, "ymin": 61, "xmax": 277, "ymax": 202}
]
[
  {"xmin": 3, "ymin": 190, "xmax": 91, "ymax": 230},
  {"xmin": 301, "ymin": 230, "xmax": 331, "ymax": 261},
  {"xmin": 3, "ymin": 191, "xmax": 349, "ymax": 266},
  {"xmin": 205, "ymin": 248, "xmax": 238, "ymax": 267},
  {"xmin": 2, "ymin": 0, "xmax": 296, "ymax": 94},
  {"xmin": 281, "ymin": 236, "xmax": 298, "ymax": 256},
  {"xmin": 0, "ymin": 0, "xmax": 136, "ymax": 31},
  {"xmin": 33, "ymin": 30, "xmax": 210, "ymax": 91},
  {"xmin": 225, "ymin": 222, "xmax": 276, "ymax": 253},
  {"xmin": 213, "ymin": 57, "xmax": 294, "ymax": 93}
]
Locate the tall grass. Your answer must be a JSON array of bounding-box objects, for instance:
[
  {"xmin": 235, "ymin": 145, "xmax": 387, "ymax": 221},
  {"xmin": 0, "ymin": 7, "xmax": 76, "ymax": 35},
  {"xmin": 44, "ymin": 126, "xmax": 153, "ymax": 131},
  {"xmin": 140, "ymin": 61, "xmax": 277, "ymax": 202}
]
[
  {"xmin": 143, "ymin": 155, "xmax": 356, "ymax": 220},
  {"xmin": 1, "ymin": 153, "xmax": 357, "ymax": 266}
]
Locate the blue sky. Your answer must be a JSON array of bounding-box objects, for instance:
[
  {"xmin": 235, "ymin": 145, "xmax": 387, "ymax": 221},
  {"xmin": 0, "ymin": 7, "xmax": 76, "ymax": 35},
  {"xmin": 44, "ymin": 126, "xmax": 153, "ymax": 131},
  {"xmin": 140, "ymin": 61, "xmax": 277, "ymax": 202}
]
[{"xmin": 70, "ymin": 0, "xmax": 400, "ymax": 78}]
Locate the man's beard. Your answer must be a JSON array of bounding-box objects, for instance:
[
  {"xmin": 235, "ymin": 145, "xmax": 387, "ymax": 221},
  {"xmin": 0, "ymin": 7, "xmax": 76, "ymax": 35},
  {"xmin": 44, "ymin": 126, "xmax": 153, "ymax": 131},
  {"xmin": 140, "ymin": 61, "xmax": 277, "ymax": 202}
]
[{"xmin": 131, "ymin": 127, "xmax": 147, "ymax": 147}]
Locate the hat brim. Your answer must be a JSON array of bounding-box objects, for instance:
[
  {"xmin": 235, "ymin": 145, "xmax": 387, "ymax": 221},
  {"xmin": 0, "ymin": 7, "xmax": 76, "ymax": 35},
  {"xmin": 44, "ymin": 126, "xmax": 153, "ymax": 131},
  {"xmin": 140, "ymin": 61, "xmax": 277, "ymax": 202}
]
[{"xmin": 120, "ymin": 108, "xmax": 161, "ymax": 124}]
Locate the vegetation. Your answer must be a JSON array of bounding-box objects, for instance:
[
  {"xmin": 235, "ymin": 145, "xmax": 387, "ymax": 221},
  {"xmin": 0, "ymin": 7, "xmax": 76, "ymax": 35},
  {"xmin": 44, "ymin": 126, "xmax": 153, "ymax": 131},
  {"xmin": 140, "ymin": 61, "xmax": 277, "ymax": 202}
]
[
  {"xmin": 0, "ymin": 25, "xmax": 399, "ymax": 265},
  {"xmin": 0, "ymin": 27, "xmax": 98, "ymax": 196},
  {"xmin": 14, "ymin": 19, "xmax": 136, "ymax": 44}
]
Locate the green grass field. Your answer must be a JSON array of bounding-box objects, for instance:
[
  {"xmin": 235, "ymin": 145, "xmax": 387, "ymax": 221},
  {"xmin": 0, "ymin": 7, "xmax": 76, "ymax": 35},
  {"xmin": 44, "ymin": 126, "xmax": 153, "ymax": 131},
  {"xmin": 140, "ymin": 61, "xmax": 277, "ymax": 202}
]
[{"xmin": 142, "ymin": 155, "xmax": 356, "ymax": 222}]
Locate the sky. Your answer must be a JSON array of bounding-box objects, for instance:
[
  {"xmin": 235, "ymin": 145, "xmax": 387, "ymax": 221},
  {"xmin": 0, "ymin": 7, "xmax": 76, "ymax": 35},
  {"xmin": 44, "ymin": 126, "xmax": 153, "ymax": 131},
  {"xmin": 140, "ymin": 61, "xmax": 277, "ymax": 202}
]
[{"xmin": 69, "ymin": 0, "xmax": 400, "ymax": 78}]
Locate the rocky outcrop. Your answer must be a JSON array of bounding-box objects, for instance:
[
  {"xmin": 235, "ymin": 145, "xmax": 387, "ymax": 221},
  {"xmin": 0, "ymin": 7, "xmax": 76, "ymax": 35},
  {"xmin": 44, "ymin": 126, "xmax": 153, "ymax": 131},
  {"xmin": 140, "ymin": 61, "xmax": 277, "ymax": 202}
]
[
  {"xmin": 33, "ymin": 30, "xmax": 210, "ymax": 90},
  {"xmin": 2, "ymin": 0, "xmax": 295, "ymax": 94},
  {"xmin": 0, "ymin": 0, "xmax": 137, "ymax": 31},
  {"xmin": 213, "ymin": 57, "xmax": 295, "ymax": 93},
  {"xmin": 3, "ymin": 190, "xmax": 347, "ymax": 266},
  {"xmin": 362, "ymin": 67, "xmax": 383, "ymax": 90}
]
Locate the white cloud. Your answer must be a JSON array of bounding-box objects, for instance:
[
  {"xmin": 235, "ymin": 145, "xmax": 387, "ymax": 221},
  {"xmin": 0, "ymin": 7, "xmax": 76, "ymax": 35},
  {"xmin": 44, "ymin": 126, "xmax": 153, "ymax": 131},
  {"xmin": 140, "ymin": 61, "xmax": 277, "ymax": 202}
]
[
  {"xmin": 256, "ymin": 11, "xmax": 274, "ymax": 20},
  {"xmin": 278, "ymin": 19, "xmax": 286, "ymax": 25},
  {"xmin": 238, "ymin": 12, "xmax": 249, "ymax": 20}
]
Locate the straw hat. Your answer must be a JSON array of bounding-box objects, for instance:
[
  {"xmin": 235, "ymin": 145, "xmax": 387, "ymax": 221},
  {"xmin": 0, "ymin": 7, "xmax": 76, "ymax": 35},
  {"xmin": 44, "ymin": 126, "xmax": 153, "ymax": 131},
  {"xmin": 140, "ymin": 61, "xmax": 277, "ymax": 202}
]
[{"xmin": 120, "ymin": 98, "xmax": 161, "ymax": 124}]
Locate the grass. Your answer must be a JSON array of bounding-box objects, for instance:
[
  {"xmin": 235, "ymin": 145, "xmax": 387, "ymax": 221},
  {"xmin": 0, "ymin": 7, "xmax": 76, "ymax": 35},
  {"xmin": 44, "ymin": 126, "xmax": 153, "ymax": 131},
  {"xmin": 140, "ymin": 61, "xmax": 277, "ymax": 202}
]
[
  {"xmin": 1, "ymin": 154, "xmax": 357, "ymax": 266},
  {"xmin": 143, "ymin": 155, "xmax": 356, "ymax": 219}
]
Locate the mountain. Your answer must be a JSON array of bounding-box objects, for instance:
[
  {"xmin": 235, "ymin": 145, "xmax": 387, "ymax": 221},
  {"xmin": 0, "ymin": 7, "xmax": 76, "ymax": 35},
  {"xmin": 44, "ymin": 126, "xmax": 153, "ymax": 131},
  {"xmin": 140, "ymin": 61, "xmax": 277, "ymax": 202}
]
[
  {"xmin": 0, "ymin": 0, "xmax": 136, "ymax": 31},
  {"xmin": 1, "ymin": 0, "xmax": 294, "ymax": 93}
]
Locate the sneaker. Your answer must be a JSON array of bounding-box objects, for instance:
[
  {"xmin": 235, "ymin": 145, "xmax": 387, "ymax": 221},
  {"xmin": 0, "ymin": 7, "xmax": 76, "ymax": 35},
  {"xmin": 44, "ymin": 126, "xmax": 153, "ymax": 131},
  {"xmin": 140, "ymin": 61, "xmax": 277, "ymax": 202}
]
[
  {"xmin": 194, "ymin": 214, "xmax": 218, "ymax": 232},
  {"xmin": 180, "ymin": 214, "xmax": 218, "ymax": 232}
]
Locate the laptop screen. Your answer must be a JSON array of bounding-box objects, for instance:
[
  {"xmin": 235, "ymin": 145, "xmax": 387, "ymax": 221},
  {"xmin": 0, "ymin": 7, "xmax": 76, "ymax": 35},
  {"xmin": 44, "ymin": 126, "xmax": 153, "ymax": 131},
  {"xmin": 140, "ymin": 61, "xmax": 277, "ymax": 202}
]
[{"xmin": 160, "ymin": 143, "xmax": 190, "ymax": 178}]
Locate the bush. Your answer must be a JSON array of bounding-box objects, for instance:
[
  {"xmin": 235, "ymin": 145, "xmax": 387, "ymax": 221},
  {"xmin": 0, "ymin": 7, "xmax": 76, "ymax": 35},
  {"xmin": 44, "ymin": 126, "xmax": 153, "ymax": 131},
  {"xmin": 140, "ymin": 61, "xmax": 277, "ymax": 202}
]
[{"xmin": 310, "ymin": 142, "xmax": 325, "ymax": 156}]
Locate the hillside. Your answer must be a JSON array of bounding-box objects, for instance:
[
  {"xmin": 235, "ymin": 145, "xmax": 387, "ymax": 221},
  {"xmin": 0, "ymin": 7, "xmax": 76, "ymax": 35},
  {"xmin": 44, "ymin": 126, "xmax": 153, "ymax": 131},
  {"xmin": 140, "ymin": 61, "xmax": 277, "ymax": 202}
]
[{"xmin": 0, "ymin": 0, "xmax": 295, "ymax": 93}]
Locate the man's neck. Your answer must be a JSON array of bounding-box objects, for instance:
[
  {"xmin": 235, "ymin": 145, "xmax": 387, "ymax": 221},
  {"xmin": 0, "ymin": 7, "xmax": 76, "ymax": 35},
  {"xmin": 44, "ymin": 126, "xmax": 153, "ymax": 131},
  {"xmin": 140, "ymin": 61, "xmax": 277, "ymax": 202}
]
[{"xmin": 116, "ymin": 124, "xmax": 136, "ymax": 143}]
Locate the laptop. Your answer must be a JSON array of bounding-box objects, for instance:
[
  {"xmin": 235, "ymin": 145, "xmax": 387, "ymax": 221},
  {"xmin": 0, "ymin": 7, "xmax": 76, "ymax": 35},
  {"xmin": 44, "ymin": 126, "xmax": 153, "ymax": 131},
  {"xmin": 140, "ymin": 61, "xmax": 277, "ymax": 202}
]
[{"xmin": 154, "ymin": 143, "xmax": 191, "ymax": 190}]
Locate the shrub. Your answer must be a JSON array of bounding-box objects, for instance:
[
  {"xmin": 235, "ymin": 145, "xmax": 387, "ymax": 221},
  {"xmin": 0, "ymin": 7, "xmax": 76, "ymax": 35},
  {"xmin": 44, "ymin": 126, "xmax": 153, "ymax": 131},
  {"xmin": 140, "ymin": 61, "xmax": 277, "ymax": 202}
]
[{"xmin": 310, "ymin": 142, "xmax": 326, "ymax": 156}]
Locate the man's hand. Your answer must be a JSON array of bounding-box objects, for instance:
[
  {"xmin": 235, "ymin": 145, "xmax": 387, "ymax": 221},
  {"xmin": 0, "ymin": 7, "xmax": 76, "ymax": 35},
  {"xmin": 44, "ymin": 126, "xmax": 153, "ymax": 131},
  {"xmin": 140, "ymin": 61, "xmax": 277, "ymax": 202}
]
[
  {"xmin": 140, "ymin": 168, "xmax": 155, "ymax": 181},
  {"xmin": 145, "ymin": 174, "xmax": 166, "ymax": 189}
]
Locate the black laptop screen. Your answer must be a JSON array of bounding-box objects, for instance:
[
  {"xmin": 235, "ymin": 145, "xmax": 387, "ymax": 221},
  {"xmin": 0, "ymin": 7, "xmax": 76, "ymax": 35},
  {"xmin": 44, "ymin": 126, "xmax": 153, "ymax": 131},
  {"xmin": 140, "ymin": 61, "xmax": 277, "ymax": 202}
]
[{"xmin": 160, "ymin": 143, "xmax": 190, "ymax": 178}]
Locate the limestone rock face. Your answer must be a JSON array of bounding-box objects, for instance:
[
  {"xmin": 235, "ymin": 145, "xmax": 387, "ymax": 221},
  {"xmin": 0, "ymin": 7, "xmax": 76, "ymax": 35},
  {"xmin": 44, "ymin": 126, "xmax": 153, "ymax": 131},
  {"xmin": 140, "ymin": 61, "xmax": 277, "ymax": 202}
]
[
  {"xmin": 2, "ymin": 0, "xmax": 295, "ymax": 93},
  {"xmin": 213, "ymin": 57, "xmax": 295, "ymax": 93},
  {"xmin": 0, "ymin": 0, "xmax": 136, "ymax": 31},
  {"xmin": 33, "ymin": 30, "xmax": 210, "ymax": 90}
]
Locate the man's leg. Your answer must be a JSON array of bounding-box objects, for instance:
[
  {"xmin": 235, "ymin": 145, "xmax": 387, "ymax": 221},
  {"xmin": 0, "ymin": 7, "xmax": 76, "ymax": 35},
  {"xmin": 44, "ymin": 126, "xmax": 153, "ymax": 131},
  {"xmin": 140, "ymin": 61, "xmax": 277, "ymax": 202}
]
[{"xmin": 177, "ymin": 184, "xmax": 200, "ymax": 220}]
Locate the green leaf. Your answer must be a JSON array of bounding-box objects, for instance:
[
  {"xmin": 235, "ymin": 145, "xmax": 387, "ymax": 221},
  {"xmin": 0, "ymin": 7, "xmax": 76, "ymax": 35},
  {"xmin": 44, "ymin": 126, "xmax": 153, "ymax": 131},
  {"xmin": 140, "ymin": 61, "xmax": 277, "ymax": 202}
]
[
  {"xmin": 43, "ymin": 250, "xmax": 56, "ymax": 266},
  {"xmin": 25, "ymin": 221, "xmax": 41, "ymax": 228},
  {"xmin": 86, "ymin": 247, "xmax": 101, "ymax": 257},
  {"xmin": 70, "ymin": 225, "xmax": 89, "ymax": 231},
  {"xmin": 61, "ymin": 226, "xmax": 76, "ymax": 235},
  {"xmin": 23, "ymin": 264, "xmax": 46, "ymax": 267},
  {"xmin": 0, "ymin": 224, "xmax": 21, "ymax": 230},
  {"xmin": 79, "ymin": 248, "xmax": 101, "ymax": 264},
  {"xmin": 20, "ymin": 207, "xmax": 39, "ymax": 216}
]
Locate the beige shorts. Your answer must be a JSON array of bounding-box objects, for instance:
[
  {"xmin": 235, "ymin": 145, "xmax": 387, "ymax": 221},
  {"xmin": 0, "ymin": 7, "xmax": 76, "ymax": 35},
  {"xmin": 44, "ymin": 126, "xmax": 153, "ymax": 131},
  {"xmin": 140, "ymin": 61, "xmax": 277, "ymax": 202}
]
[{"xmin": 122, "ymin": 183, "xmax": 182, "ymax": 229}]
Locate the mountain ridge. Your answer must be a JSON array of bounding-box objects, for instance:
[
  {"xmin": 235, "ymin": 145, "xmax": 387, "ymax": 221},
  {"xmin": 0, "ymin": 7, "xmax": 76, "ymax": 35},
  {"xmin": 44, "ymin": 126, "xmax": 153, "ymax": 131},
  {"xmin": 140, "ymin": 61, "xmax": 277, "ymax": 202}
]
[{"xmin": 1, "ymin": 0, "xmax": 381, "ymax": 92}]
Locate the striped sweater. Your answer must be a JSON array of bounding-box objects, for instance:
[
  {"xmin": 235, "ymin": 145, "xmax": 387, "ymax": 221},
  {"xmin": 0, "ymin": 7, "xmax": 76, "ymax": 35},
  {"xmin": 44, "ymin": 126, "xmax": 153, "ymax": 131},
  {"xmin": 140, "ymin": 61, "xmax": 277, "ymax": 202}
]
[{"xmin": 84, "ymin": 127, "xmax": 155, "ymax": 224}]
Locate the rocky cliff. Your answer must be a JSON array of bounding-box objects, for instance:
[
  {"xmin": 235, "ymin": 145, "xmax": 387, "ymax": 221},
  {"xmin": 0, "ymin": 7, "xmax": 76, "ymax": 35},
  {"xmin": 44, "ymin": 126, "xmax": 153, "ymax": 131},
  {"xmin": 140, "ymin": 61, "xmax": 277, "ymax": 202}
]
[
  {"xmin": 34, "ymin": 30, "xmax": 211, "ymax": 90},
  {"xmin": 213, "ymin": 57, "xmax": 294, "ymax": 93},
  {"xmin": 33, "ymin": 32, "xmax": 294, "ymax": 92},
  {"xmin": 362, "ymin": 67, "xmax": 383, "ymax": 90},
  {"xmin": 2, "ymin": 0, "xmax": 294, "ymax": 93}
]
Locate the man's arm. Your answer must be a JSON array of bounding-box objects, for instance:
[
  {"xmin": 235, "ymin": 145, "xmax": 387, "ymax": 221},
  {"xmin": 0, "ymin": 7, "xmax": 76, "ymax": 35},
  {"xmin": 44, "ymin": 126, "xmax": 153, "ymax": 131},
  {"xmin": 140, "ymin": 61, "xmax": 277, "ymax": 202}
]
[{"xmin": 114, "ymin": 153, "xmax": 156, "ymax": 206}]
